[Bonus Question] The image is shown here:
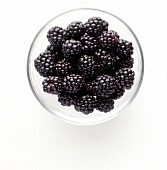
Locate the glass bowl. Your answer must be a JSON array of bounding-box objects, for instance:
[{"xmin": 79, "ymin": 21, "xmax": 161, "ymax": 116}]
[{"xmin": 27, "ymin": 8, "xmax": 144, "ymax": 125}]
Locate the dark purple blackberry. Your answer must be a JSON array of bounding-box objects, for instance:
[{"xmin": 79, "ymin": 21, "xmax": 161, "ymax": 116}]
[
  {"xmin": 47, "ymin": 26, "xmax": 64, "ymax": 48},
  {"xmin": 34, "ymin": 50, "xmax": 56, "ymax": 77},
  {"xmin": 46, "ymin": 44, "xmax": 63, "ymax": 62},
  {"xmin": 78, "ymin": 55, "xmax": 96, "ymax": 79},
  {"xmin": 95, "ymin": 49, "xmax": 120, "ymax": 74},
  {"xmin": 63, "ymin": 74, "xmax": 84, "ymax": 93},
  {"xmin": 42, "ymin": 76, "xmax": 62, "ymax": 95},
  {"xmin": 92, "ymin": 75, "xmax": 116, "ymax": 98},
  {"xmin": 115, "ymin": 68, "xmax": 135, "ymax": 90},
  {"xmin": 85, "ymin": 82, "xmax": 94, "ymax": 94},
  {"xmin": 96, "ymin": 97, "xmax": 114, "ymax": 113},
  {"xmin": 58, "ymin": 92, "xmax": 74, "ymax": 106},
  {"xmin": 117, "ymin": 39, "xmax": 134, "ymax": 57},
  {"xmin": 111, "ymin": 86, "xmax": 125, "ymax": 100},
  {"xmin": 55, "ymin": 59, "xmax": 72, "ymax": 77},
  {"xmin": 62, "ymin": 40, "xmax": 82, "ymax": 60},
  {"xmin": 63, "ymin": 21, "xmax": 85, "ymax": 40},
  {"xmin": 101, "ymin": 19, "xmax": 109, "ymax": 31},
  {"xmin": 80, "ymin": 33, "xmax": 99, "ymax": 54},
  {"xmin": 119, "ymin": 56, "xmax": 134, "ymax": 69},
  {"xmin": 74, "ymin": 95, "xmax": 97, "ymax": 114},
  {"xmin": 84, "ymin": 17, "xmax": 108, "ymax": 37},
  {"xmin": 99, "ymin": 30, "xmax": 119, "ymax": 50}
]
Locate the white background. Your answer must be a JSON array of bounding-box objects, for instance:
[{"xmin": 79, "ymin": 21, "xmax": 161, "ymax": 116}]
[{"xmin": 0, "ymin": 0, "xmax": 167, "ymax": 169}]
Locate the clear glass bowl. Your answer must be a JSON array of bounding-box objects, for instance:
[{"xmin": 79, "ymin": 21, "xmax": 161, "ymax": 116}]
[{"xmin": 27, "ymin": 8, "xmax": 144, "ymax": 125}]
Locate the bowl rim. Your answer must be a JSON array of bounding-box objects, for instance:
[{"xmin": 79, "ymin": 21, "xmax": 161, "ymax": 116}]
[{"xmin": 27, "ymin": 8, "xmax": 144, "ymax": 125}]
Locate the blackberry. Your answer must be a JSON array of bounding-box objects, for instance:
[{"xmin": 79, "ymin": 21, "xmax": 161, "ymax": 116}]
[
  {"xmin": 80, "ymin": 33, "xmax": 99, "ymax": 54},
  {"xmin": 78, "ymin": 55, "xmax": 96, "ymax": 79},
  {"xmin": 42, "ymin": 76, "xmax": 62, "ymax": 95},
  {"xmin": 99, "ymin": 30, "xmax": 119, "ymax": 50},
  {"xmin": 63, "ymin": 74, "xmax": 84, "ymax": 93},
  {"xmin": 47, "ymin": 26, "xmax": 64, "ymax": 48},
  {"xmin": 64, "ymin": 21, "xmax": 85, "ymax": 40},
  {"xmin": 46, "ymin": 44, "xmax": 63, "ymax": 62},
  {"xmin": 117, "ymin": 39, "xmax": 134, "ymax": 57},
  {"xmin": 92, "ymin": 75, "xmax": 116, "ymax": 98},
  {"xmin": 58, "ymin": 92, "xmax": 74, "ymax": 106},
  {"xmin": 101, "ymin": 19, "xmax": 109, "ymax": 31},
  {"xmin": 84, "ymin": 17, "xmax": 106, "ymax": 37},
  {"xmin": 96, "ymin": 97, "xmax": 114, "ymax": 113},
  {"xmin": 111, "ymin": 86, "xmax": 125, "ymax": 100},
  {"xmin": 34, "ymin": 50, "xmax": 56, "ymax": 77},
  {"xmin": 95, "ymin": 49, "xmax": 120, "ymax": 74},
  {"xmin": 119, "ymin": 56, "xmax": 134, "ymax": 69},
  {"xmin": 85, "ymin": 82, "xmax": 94, "ymax": 94},
  {"xmin": 55, "ymin": 59, "xmax": 72, "ymax": 77},
  {"xmin": 74, "ymin": 95, "xmax": 97, "ymax": 114},
  {"xmin": 62, "ymin": 40, "xmax": 82, "ymax": 60},
  {"xmin": 115, "ymin": 68, "xmax": 135, "ymax": 90},
  {"xmin": 73, "ymin": 86, "xmax": 92, "ymax": 102}
]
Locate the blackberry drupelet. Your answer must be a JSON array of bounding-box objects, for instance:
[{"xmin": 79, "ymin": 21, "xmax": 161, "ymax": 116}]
[
  {"xmin": 117, "ymin": 39, "xmax": 134, "ymax": 57},
  {"xmin": 74, "ymin": 95, "xmax": 97, "ymax": 114},
  {"xmin": 99, "ymin": 30, "xmax": 119, "ymax": 50},
  {"xmin": 84, "ymin": 17, "xmax": 106, "ymax": 37},
  {"xmin": 42, "ymin": 76, "xmax": 62, "ymax": 95},
  {"xmin": 95, "ymin": 49, "xmax": 120, "ymax": 74},
  {"xmin": 63, "ymin": 74, "xmax": 84, "ymax": 93},
  {"xmin": 62, "ymin": 40, "xmax": 82, "ymax": 60},
  {"xmin": 34, "ymin": 50, "xmax": 56, "ymax": 77},
  {"xmin": 78, "ymin": 55, "xmax": 96, "ymax": 79},
  {"xmin": 47, "ymin": 26, "xmax": 64, "ymax": 48},
  {"xmin": 115, "ymin": 68, "xmax": 135, "ymax": 90},
  {"xmin": 64, "ymin": 21, "xmax": 85, "ymax": 40},
  {"xmin": 58, "ymin": 92, "xmax": 74, "ymax": 106},
  {"xmin": 96, "ymin": 97, "xmax": 114, "ymax": 113},
  {"xmin": 55, "ymin": 59, "xmax": 72, "ymax": 77},
  {"xmin": 80, "ymin": 33, "xmax": 99, "ymax": 54},
  {"xmin": 92, "ymin": 75, "xmax": 116, "ymax": 98}
]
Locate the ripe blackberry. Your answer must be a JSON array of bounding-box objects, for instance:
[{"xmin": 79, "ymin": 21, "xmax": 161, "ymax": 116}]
[
  {"xmin": 84, "ymin": 17, "xmax": 107, "ymax": 37},
  {"xmin": 111, "ymin": 86, "xmax": 125, "ymax": 100},
  {"xmin": 117, "ymin": 39, "xmax": 134, "ymax": 57},
  {"xmin": 47, "ymin": 26, "xmax": 64, "ymax": 48},
  {"xmin": 95, "ymin": 49, "xmax": 120, "ymax": 74},
  {"xmin": 64, "ymin": 21, "xmax": 85, "ymax": 40},
  {"xmin": 96, "ymin": 97, "xmax": 114, "ymax": 113},
  {"xmin": 101, "ymin": 19, "xmax": 109, "ymax": 31},
  {"xmin": 99, "ymin": 30, "xmax": 119, "ymax": 50},
  {"xmin": 46, "ymin": 44, "xmax": 63, "ymax": 62},
  {"xmin": 34, "ymin": 50, "xmax": 56, "ymax": 77},
  {"xmin": 78, "ymin": 55, "xmax": 96, "ymax": 79},
  {"xmin": 85, "ymin": 82, "xmax": 94, "ymax": 94},
  {"xmin": 92, "ymin": 75, "xmax": 116, "ymax": 98},
  {"xmin": 55, "ymin": 59, "xmax": 72, "ymax": 77},
  {"xmin": 42, "ymin": 76, "xmax": 62, "ymax": 95},
  {"xmin": 80, "ymin": 33, "xmax": 99, "ymax": 54},
  {"xmin": 63, "ymin": 74, "xmax": 84, "ymax": 93},
  {"xmin": 115, "ymin": 68, "xmax": 135, "ymax": 90},
  {"xmin": 74, "ymin": 95, "xmax": 97, "ymax": 114},
  {"xmin": 119, "ymin": 56, "xmax": 134, "ymax": 69},
  {"xmin": 58, "ymin": 92, "xmax": 74, "ymax": 106},
  {"xmin": 62, "ymin": 40, "xmax": 82, "ymax": 60}
]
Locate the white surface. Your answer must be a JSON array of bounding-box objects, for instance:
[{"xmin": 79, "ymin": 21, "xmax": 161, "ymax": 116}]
[{"xmin": 0, "ymin": 0, "xmax": 167, "ymax": 169}]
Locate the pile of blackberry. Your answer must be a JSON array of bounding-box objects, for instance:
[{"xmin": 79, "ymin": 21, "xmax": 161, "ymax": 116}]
[{"xmin": 34, "ymin": 17, "xmax": 135, "ymax": 115}]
